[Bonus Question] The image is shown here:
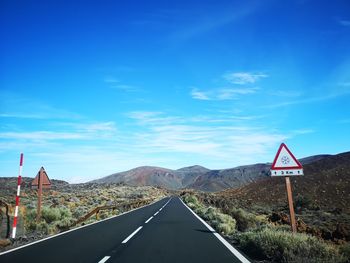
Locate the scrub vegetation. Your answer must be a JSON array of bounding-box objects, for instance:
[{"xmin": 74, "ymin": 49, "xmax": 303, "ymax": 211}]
[
  {"xmin": 0, "ymin": 177, "xmax": 168, "ymax": 252},
  {"xmin": 182, "ymin": 192, "xmax": 349, "ymax": 263}
]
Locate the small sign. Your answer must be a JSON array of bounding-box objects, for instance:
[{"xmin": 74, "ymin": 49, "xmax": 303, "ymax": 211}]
[
  {"xmin": 32, "ymin": 167, "xmax": 51, "ymax": 188},
  {"xmin": 270, "ymin": 143, "xmax": 303, "ymax": 176}
]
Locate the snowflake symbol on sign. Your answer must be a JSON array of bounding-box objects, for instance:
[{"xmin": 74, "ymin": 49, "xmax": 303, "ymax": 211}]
[{"xmin": 281, "ymin": 156, "xmax": 290, "ymax": 165}]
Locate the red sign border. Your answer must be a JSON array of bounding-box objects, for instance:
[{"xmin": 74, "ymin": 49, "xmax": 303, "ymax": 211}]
[{"xmin": 271, "ymin": 143, "xmax": 303, "ymax": 170}]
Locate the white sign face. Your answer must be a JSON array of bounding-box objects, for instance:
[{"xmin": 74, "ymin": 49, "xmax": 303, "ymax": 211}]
[
  {"xmin": 270, "ymin": 143, "xmax": 304, "ymax": 176},
  {"xmin": 273, "ymin": 146, "xmax": 300, "ymax": 168}
]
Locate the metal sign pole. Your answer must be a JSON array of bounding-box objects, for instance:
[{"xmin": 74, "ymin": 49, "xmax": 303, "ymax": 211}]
[
  {"xmin": 285, "ymin": 176, "xmax": 297, "ymax": 233},
  {"xmin": 36, "ymin": 170, "xmax": 43, "ymax": 222}
]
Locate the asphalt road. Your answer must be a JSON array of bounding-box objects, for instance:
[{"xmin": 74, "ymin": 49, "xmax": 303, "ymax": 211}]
[{"xmin": 0, "ymin": 197, "xmax": 249, "ymax": 263}]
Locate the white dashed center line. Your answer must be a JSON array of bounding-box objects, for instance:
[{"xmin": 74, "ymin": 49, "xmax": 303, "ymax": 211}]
[
  {"xmin": 122, "ymin": 226, "xmax": 143, "ymax": 244},
  {"xmin": 120, "ymin": 198, "xmax": 172, "ymax": 246},
  {"xmin": 145, "ymin": 216, "xmax": 153, "ymax": 224},
  {"xmin": 98, "ymin": 256, "xmax": 110, "ymax": 263}
]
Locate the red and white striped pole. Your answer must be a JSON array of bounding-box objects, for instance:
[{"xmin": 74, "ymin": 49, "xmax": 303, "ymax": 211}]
[{"xmin": 12, "ymin": 153, "xmax": 24, "ymax": 239}]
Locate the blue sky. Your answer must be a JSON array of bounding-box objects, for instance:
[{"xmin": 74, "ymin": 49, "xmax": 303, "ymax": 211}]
[{"xmin": 1, "ymin": 0, "xmax": 350, "ymax": 183}]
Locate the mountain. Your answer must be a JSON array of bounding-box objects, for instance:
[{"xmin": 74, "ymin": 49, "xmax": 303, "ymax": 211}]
[
  {"xmin": 176, "ymin": 165, "xmax": 211, "ymax": 186},
  {"xmin": 186, "ymin": 154, "xmax": 336, "ymax": 192},
  {"xmin": 187, "ymin": 163, "xmax": 271, "ymax": 192},
  {"xmin": 217, "ymin": 151, "xmax": 350, "ymax": 212},
  {"xmin": 0, "ymin": 153, "xmax": 336, "ymax": 194},
  {"xmin": 91, "ymin": 166, "xmax": 182, "ymax": 190},
  {"xmin": 90, "ymin": 153, "xmax": 344, "ymax": 192}
]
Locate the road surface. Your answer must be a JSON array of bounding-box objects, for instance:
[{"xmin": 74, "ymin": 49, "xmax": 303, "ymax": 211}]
[{"xmin": 0, "ymin": 197, "xmax": 249, "ymax": 263}]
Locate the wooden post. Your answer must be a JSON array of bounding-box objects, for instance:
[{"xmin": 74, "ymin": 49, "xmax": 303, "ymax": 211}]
[
  {"xmin": 37, "ymin": 170, "xmax": 43, "ymax": 222},
  {"xmin": 285, "ymin": 176, "xmax": 297, "ymax": 233}
]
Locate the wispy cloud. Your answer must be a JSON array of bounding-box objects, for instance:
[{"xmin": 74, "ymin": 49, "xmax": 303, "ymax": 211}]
[
  {"xmin": 111, "ymin": 84, "xmax": 139, "ymax": 92},
  {"xmin": 127, "ymin": 111, "xmax": 180, "ymax": 125},
  {"xmin": 56, "ymin": 121, "xmax": 117, "ymax": 132},
  {"xmin": 266, "ymin": 84, "xmax": 350, "ymax": 108},
  {"xmin": 104, "ymin": 77, "xmax": 119, "ymax": 83},
  {"xmin": 190, "ymin": 88, "xmax": 210, "ymax": 100},
  {"xmin": 104, "ymin": 76, "xmax": 141, "ymax": 92},
  {"xmin": 0, "ymin": 91, "xmax": 81, "ymax": 120},
  {"xmin": 190, "ymin": 71, "xmax": 265, "ymax": 101},
  {"xmin": 126, "ymin": 111, "xmax": 295, "ymax": 161},
  {"xmin": 0, "ymin": 131, "xmax": 87, "ymax": 140},
  {"xmin": 0, "ymin": 121, "xmax": 117, "ymax": 143},
  {"xmin": 0, "ymin": 113, "xmax": 47, "ymax": 119},
  {"xmin": 224, "ymin": 72, "xmax": 268, "ymax": 85},
  {"xmin": 168, "ymin": 3, "xmax": 259, "ymax": 43},
  {"xmin": 269, "ymin": 90, "xmax": 303, "ymax": 98},
  {"xmin": 338, "ymin": 20, "xmax": 350, "ymax": 27},
  {"xmin": 191, "ymin": 87, "xmax": 259, "ymax": 100}
]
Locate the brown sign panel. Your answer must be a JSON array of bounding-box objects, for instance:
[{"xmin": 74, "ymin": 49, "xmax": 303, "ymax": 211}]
[{"xmin": 32, "ymin": 167, "xmax": 51, "ymax": 189}]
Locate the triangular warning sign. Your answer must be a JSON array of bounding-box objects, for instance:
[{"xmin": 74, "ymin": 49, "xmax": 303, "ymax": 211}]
[
  {"xmin": 32, "ymin": 167, "xmax": 51, "ymax": 189},
  {"xmin": 271, "ymin": 143, "xmax": 303, "ymax": 176}
]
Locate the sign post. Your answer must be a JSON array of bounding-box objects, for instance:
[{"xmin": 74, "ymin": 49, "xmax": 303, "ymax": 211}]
[
  {"xmin": 12, "ymin": 153, "xmax": 24, "ymax": 239},
  {"xmin": 31, "ymin": 167, "xmax": 51, "ymax": 222},
  {"xmin": 270, "ymin": 143, "xmax": 303, "ymax": 233}
]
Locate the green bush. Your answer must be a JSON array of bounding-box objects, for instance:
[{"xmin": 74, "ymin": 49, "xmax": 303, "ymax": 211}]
[
  {"xmin": 42, "ymin": 207, "xmax": 61, "ymax": 223},
  {"xmin": 237, "ymin": 227, "xmax": 346, "ymax": 262},
  {"xmin": 59, "ymin": 207, "xmax": 72, "ymax": 219},
  {"xmin": 183, "ymin": 194, "xmax": 199, "ymax": 207},
  {"xmin": 25, "ymin": 209, "xmax": 37, "ymax": 231},
  {"xmin": 295, "ymin": 194, "xmax": 314, "ymax": 211},
  {"xmin": 339, "ymin": 243, "xmax": 350, "ymax": 262},
  {"xmin": 57, "ymin": 217, "xmax": 74, "ymax": 229},
  {"xmin": 229, "ymin": 207, "xmax": 260, "ymax": 231},
  {"xmin": 211, "ymin": 213, "xmax": 236, "ymax": 235},
  {"xmin": 26, "ymin": 208, "xmax": 37, "ymax": 221},
  {"xmin": 36, "ymin": 222, "xmax": 49, "ymax": 234}
]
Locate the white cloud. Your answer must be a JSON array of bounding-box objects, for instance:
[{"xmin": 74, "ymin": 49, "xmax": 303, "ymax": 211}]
[
  {"xmin": 104, "ymin": 77, "xmax": 119, "ymax": 83},
  {"xmin": 0, "ymin": 131, "xmax": 86, "ymax": 140},
  {"xmin": 111, "ymin": 84, "xmax": 139, "ymax": 92},
  {"xmin": 224, "ymin": 72, "xmax": 268, "ymax": 85},
  {"xmin": 0, "ymin": 113, "xmax": 47, "ymax": 119},
  {"xmin": 191, "ymin": 87, "xmax": 259, "ymax": 100},
  {"xmin": 126, "ymin": 111, "xmax": 289, "ymax": 160},
  {"xmin": 265, "ymin": 87, "xmax": 350, "ymax": 108},
  {"xmin": 168, "ymin": 2, "xmax": 260, "ymax": 43},
  {"xmin": 217, "ymin": 87, "xmax": 259, "ymax": 99},
  {"xmin": 58, "ymin": 121, "xmax": 117, "ymax": 132},
  {"xmin": 190, "ymin": 88, "xmax": 210, "ymax": 100},
  {"xmin": 127, "ymin": 111, "xmax": 180, "ymax": 125},
  {"xmin": 104, "ymin": 76, "xmax": 141, "ymax": 92}
]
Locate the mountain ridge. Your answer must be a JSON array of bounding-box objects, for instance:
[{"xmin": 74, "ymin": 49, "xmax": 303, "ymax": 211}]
[{"xmin": 90, "ymin": 153, "xmax": 346, "ymax": 192}]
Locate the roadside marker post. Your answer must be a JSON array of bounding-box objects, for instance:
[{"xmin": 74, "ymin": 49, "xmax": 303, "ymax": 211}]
[
  {"xmin": 12, "ymin": 153, "xmax": 24, "ymax": 239},
  {"xmin": 270, "ymin": 143, "xmax": 303, "ymax": 233},
  {"xmin": 32, "ymin": 167, "xmax": 51, "ymax": 222}
]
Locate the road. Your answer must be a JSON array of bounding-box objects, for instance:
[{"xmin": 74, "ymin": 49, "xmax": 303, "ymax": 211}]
[{"xmin": 0, "ymin": 197, "xmax": 250, "ymax": 263}]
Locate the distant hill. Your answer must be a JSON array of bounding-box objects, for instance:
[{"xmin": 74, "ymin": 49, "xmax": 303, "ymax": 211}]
[
  {"xmin": 187, "ymin": 163, "xmax": 270, "ymax": 192},
  {"xmin": 217, "ymin": 151, "xmax": 350, "ymax": 212},
  {"xmin": 90, "ymin": 165, "xmax": 209, "ymax": 190},
  {"xmin": 90, "ymin": 153, "xmax": 345, "ymax": 192}
]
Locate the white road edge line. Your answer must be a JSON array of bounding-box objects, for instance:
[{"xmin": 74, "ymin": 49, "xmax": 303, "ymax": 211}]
[
  {"xmin": 179, "ymin": 198, "xmax": 250, "ymax": 263},
  {"xmin": 145, "ymin": 216, "xmax": 153, "ymax": 224},
  {"xmin": 0, "ymin": 197, "xmax": 170, "ymax": 256},
  {"xmin": 98, "ymin": 256, "xmax": 111, "ymax": 263},
  {"xmin": 122, "ymin": 226, "xmax": 143, "ymax": 244},
  {"xmin": 154, "ymin": 211, "xmax": 159, "ymax": 216}
]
